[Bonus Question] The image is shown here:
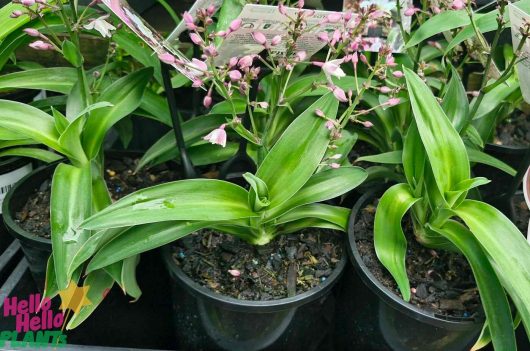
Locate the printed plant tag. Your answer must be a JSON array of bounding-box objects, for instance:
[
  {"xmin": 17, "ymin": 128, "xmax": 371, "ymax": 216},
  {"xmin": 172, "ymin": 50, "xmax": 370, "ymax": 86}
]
[
  {"xmin": 0, "ymin": 163, "xmax": 32, "ymax": 214},
  {"xmin": 343, "ymin": 0, "xmax": 411, "ymax": 53},
  {"xmin": 101, "ymin": 0, "xmax": 197, "ymax": 81},
  {"xmin": 166, "ymin": 0, "xmax": 224, "ymax": 47},
  {"xmin": 509, "ymin": 2, "xmax": 530, "ymax": 103},
  {"xmin": 214, "ymin": 4, "xmax": 345, "ymax": 65}
]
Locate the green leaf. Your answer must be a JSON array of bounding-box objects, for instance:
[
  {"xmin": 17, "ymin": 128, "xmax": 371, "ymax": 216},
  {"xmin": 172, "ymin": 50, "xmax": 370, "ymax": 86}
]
[
  {"xmin": 86, "ymin": 221, "xmax": 209, "ymax": 272},
  {"xmin": 256, "ymin": 93, "xmax": 339, "ymax": 208},
  {"xmin": 62, "ymin": 40, "xmax": 83, "ymax": 67},
  {"xmin": 215, "ymin": 0, "xmax": 243, "ymax": 47},
  {"xmin": 243, "ymin": 173, "xmax": 271, "ymax": 212},
  {"xmin": 58, "ymin": 114, "xmax": 87, "ymax": 165},
  {"xmin": 374, "ymin": 183, "xmax": 420, "ymax": 301},
  {"xmin": 0, "ymin": 68, "xmax": 77, "ymax": 94},
  {"xmin": 66, "ymin": 270, "xmax": 114, "ymax": 330},
  {"xmin": 467, "ymin": 148, "xmax": 516, "ymax": 176},
  {"xmin": 442, "ymin": 66, "xmax": 469, "ymax": 132},
  {"xmin": 406, "ymin": 10, "xmax": 469, "ymax": 48},
  {"xmin": 466, "ymin": 125, "xmax": 484, "ymax": 148},
  {"xmin": 0, "ymin": 147, "xmax": 61, "ymax": 163},
  {"xmin": 0, "ymin": 139, "xmax": 35, "ymax": 149},
  {"xmin": 430, "ymin": 221, "xmax": 515, "ymax": 351},
  {"xmin": 121, "ymin": 255, "xmax": 142, "ymax": 301},
  {"xmin": 0, "ymin": 3, "xmax": 30, "ymax": 40},
  {"xmin": 357, "ymin": 151, "xmax": 403, "ymax": 164},
  {"xmin": 263, "ymin": 166, "xmax": 367, "ymax": 221},
  {"xmin": 51, "ymin": 163, "xmax": 92, "ymax": 290},
  {"xmin": 0, "ymin": 100, "xmax": 65, "ymax": 153},
  {"xmin": 275, "ymin": 203, "xmax": 350, "ymax": 231},
  {"xmin": 210, "ymin": 99, "xmax": 246, "ymax": 115},
  {"xmin": 279, "ymin": 218, "xmax": 344, "ymax": 234},
  {"xmin": 405, "ymin": 67, "xmax": 469, "ymax": 197},
  {"xmin": 137, "ymin": 89, "xmax": 171, "ymax": 126},
  {"xmin": 82, "ymin": 68, "xmax": 153, "ymax": 158},
  {"xmin": 51, "ymin": 107, "xmax": 69, "ymax": 134},
  {"xmin": 81, "ymin": 179, "xmax": 256, "ymax": 230},
  {"xmin": 454, "ymin": 200, "xmax": 530, "ymax": 335}
]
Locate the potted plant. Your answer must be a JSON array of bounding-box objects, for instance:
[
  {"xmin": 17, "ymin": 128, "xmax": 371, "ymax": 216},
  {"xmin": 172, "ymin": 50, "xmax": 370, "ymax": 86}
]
[{"xmin": 347, "ymin": 67, "xmax": 530, "ymax": 350}]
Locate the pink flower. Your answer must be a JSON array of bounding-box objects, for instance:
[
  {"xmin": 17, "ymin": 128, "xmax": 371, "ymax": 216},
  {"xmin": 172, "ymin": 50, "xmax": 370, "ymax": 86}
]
[
  {"xmin": 315, "ymin": 109, "xmax": 325, "ymax": 118},
  {"xmin": 379, "ymin": 86, "xmax": 392, "ymax": 94},
  {"xmin": 351, "ymin": 52, "xmax": 359, "ymax": 68},
  {"xmin": 386, "ymin": 55, "xmax": 396, "ymax": 67},
  {"xmin": 256, "ymin": 102, "xmax": 269, "ymax": 109},
  {"xmin": 362, "ymin": 121, "xmax": 374, "ymax": 128},
  {"xmin": 228, "ymin": 269, "xmax": 241, "ymax": 277},
  {"xmin": 228, "ymin": 70, "xmax": 242, "ymax": 81},
  {"xmin": 432, "ymin": 6, "xmax": 441, "ymax": 14},
  {"xmin": 29, "ymin": 40, "xmax": 53, "ymax": 51},
  {"xmin": 189, "ymin": 58, "xmax": 208, "ymax": 77},
  {"xmin": 204, "ymin": 44, "xmax": 218, "ymax": 57},
  {"xmin": 228, "ymin": 57, "xmax": 238, "ymax": 68},
  {"xmin": 23, "ymin": 28, "xmax": 40, "ymax": 37},
  {"xmin": 333, "ymin": 87, "xmax": 348, "ymax": 103},
  {"xmin": 404, "ymin": 7, "xmax": 419, "ymax": 16},
  {"xmin": 278, "ymin": 4, "xmax": 287, "ymax": 15},
  {"xmin": 392, "ymin": 70, "xmax": 404, "ymax": 78},
  {"xmin": 207, "ymin": 5, "xmax": 216, "ymax": 16},
  {"xmin": 229, "ymin": 18, "xmax": 242, "ymax": 32},
  {"xmin": 325, "ymin": 120, "xmax": 335, "ymax": 130},
  {"xmin": 386, "ymin": 98, "xmax": 401, "ymax": 106},
  {"xmin": 295, "ymin": 51, "xmax": 307, "ymax": 61},
  {"xmin": 10, "ymin": 10, "xmax": 23, "ymax": 18},
  {"xmin": 189, "ymin": 33, "xmax": 203, "ymax": 45},
  {"xmin": 238, "ymin": 55, "xmax": 254, "ymax": 69},
  {"xmin": 21, "ymin": 0, "xmax": 35, "ymax": 6},
  {"xmin": 203, "ymin": 124, "xmax": 227, "ymax": 147},
  {"xmin": 252, "ymin": 31, "xmax": 267, "ymax": 46},
  {"xmin": 369, "ymin": 10, "xmax": 386, "ymax": 19},
  {"xmin": 297, "ymin": 0, "xmax": 304, "ymax": 8},
  {"xmin": 330, "ymin": 163, "xmax": 341, "ymax": 169},
  {"xmin": 317, "ymin": 32, "xmax": 329, "ymax": 42},
  {"xmin": 158, "ymin": 52, "xmax": 176, "ymax": 65},
  {"xmin": 183, "ymin": 11, "xmax": 194, "ymax": 24},
  {"xmin": 322, "ymin": 59, "xmax": 346, "ymax": 79},
  {"xmin": 326, "ymin": 13, "xmax": 342, "ymax": 23},
  {"xmin": 203, "ymin": 95, "xmax": 212, "ymax": 108},
  {"xmin": 271, "ymin": 35, "xmax": 282, "ymax": 46},
  {"xmin": 452, "ymin": 0, "xmax": 466, "ymax": 10}
]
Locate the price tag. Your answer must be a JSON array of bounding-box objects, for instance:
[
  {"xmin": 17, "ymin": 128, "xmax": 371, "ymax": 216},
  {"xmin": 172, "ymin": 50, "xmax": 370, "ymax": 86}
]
[
  {"xmin": 0, "ymin": 163, "xmax": 32, "ymax": 214},
  {"xmin": 509, "ymin": 2, "xmax": 530, "ymax": 103}
]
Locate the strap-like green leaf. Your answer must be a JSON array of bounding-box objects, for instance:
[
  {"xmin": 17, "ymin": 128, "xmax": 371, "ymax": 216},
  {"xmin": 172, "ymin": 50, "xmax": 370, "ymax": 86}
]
[
  {"xmin": 51, "ymin": 163, "xmax": 92, "ymax": 290},
  {"xmin": 357, "ymin": 151, "xmax": 402, "ymax": 164},
  {"xmin": 86, "ymin": 221, "xmax": 209, "ymax": 272},
  {"xmin": 81, "ymin": 179, "xmax": 256, "ymax": 230},
  {"xmin": 275, "ymin": 203, "xmax": 350, "ymax": 231},
  {"xmin": 442, "ymin": 66, "xmax": 469, "ymax": 132},
  {"xmin": 263, "ymin": 166, "xmax": 367, "ymax": 221},
  {"xmin": 256, "ymin": 93, "xmax": 339, "ymax": 208},
  {"xmin": 0, "ymin": 147, "xmax": 61, "ymax": 163},
  {"xmin": 374, "ymin": 183, "xmax": 420, "ymax": 301},
  {"xmin": 430, "ymin": 221, "xmax": 515, "ymax": 351},
  {"xmin": 121, "ymin": 255, "xmax": 142, "ymax": 301},
  {"xmin": 454, "ymin": 200, "xmax": 530, "ymax": 335},
  {"xmin": 0, "ymin": 68, "xmax": 77, "ymax": 94},
  {"xmin": 405, "ymin": 67, "xmax": 469, "ymax": 196},
  {"xmin": 406, "ymin": 10, "xmax": 469, "ymax": 48},
  {"xmin": 82, "ymin": 68, "xmax": 153, "ymax": 158}
]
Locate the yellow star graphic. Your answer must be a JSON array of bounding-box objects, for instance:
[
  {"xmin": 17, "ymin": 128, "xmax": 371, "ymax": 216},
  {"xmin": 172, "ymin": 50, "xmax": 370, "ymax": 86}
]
[{"xmin": 58, "ymin": 281, "xmax": 92, "ymax": 314}]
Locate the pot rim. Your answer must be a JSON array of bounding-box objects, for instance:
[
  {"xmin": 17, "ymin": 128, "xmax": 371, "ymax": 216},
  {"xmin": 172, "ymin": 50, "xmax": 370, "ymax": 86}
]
[
  {"xmin": 485, "ymin": 142, "xmax": 530, "ymax": 153},
  {"xmin": 0, "ymin": 157, "xmax": 31, "ymax": 175},
  {"xmin": 162, "ymin": 232, "xmax": 347, "ymax": 313},
  {"xmin": 347, "ymin": 190, "xmax": 484, "ymax": 330}
]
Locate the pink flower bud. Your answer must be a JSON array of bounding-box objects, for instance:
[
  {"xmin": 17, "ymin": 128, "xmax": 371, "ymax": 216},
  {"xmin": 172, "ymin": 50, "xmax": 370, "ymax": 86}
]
[
  {"xmin": 362, "ymin": 121, "xmax": 374, "ymax": 128},
  {"xmin": 207, "ymin": 5, "xmax": 216, "ymax": 16},
  {"xmin": 216, "ymin": 30, "xmax": 227, "ymax": 38},
  {"xmin": 325, "ymin": 120, "xmax": 335, "ymax": 130},
  {"xmin": 317, "ymin": 32, "xmax": 329, "ymax": 42},
  {"xmin": 295, "ymin": 51, "xmax": 307, "ymax": 61},
  {"xmin": 189, "ymin": 33, "xmax": 203, "ymax": 45},
  {"xmin": 252, "ymin": 31, "xmax": 267, "ymax": 46},
  {"xmin": 10, "ymin": 10, "xmax": 23, "ymax": 18},
  {"xmin": 271, "ymin": 35, "xmax": 282, "ymax": 46},
  {"xmin": 298, "ymin": 0, "xmax": 304, "ymax": 8},
  {"xmin": 386, "ymin": 98, "xmax": 401, "ymax": 106},
  {"xmin": 183, "ymin": 11, "xmax": 194, "ymax": 24},
  {"xmin": 327, "ymin": 13, "xmax": 342, "ymax": 23},
  {"xmin": 278, "ymin": 4, "xmax": 287, "ymax": 15},
  {"xmin": 29, "ymin": 40, "xmax": 53, "ymax": 51},
  {"xmin": 404, "ymin": 7, "xmax": 418, "ymax": 16},
  {"xmin": 452, "ymin": 0, "xmax": 466, "ymax": 10},
  {"xmin": 228, "ymin": 269, "xmax": 241, "ymax": 277},
  {"xmin": 238, "ymin": 55, "xmax": 254, "ymax": 69},
  {"xmin": 432, "ymin": 6, "xmax": 441, "ymax": 14},
  {"xmin": 333, "ymin": 87, "xmax": 348, "ymax": 102},
  {"xmin": 203, "ymin": 95, "xmax": 212, "ymax": 108},
  {"xmin": 229, "ymin": 18, "xmax": 242, "ymax": 32},
  {"xmin": 228, "ymin": 70, "xmax": 242, "ymax": 81},
  {"xmin": 23, "ymin": 28, "xmax": 40, "ymax": 37},
  {"xmin": 379, "ymin": 86, "xmax": 392, "ymax": 94},
  {"xmin": 158, "ymin": 52, "xmax": 176, "ymax": 65},
  {"xmin": 315, "ymin": 109, "xmax": 325, "ymax": 118},
  {"xmin": 228, "ymin": 57, "xmax": 238, "ymax": 68},
  {"xmin": 360, "ymin": 54, "xmax": 368, "ymax": 64},
  {"xmin": 330, "ymin": 163, "xmax": 341, "ymax": 169},
  {"xmin": 392, "ymin": 70, "xmax": 404, "ymax": 78},
  {"xmin": 21, "ymin": 0, "xmax": 35, "ymax": 6}
]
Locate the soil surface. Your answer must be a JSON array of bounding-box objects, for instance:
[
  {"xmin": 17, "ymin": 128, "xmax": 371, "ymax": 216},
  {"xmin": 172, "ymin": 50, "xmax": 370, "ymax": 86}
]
[
  {"xmin": 15, "ymin": 157, "xmax": 179, "ymax": 239},
  {"xmin": 172, "ymin": 229, "xmax": 343, "ymax": 300},
  {"xmin": 513, "ymin": 193, "xmax": 530, "ymax": 235},
  {"xmin": 354, "ymin": 199, "xmax": 481, "ymax": 319},
  {"xmin": 494, "ymin": 113, "xmax": 530, "ymax": 147}
]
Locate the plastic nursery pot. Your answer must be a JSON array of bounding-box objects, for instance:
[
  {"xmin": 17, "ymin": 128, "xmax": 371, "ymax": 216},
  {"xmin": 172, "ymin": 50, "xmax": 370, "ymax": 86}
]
[
  {"xmin": 162, "ymin": 242, "xmax": 347, "ymax": 351},
  {"xmin": 2, "ymin": 162, "xmax": 54, "ymax": 289},
  {"xmin": 338, "ymin": 191, "xmax": 483, "ymax": 351},
  {"xmin": 474, "ymin": 143, "xmax": 530, "ymax": 217},
  {"xmin": 0, "ymin": 157, "xmax": 33, "ymax": 252}
]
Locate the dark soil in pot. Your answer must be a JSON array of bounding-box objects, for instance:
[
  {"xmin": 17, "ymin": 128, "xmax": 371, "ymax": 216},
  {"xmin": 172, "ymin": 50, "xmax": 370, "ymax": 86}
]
[
  {"xmin": 173, "ymin": 229, "xmax": 342, "ymax": 300},
  {"xmin": 354, "ymin": 199, "xmax": 481, "ymax": 319},
  {"xmin": 512, "ymin": 192, "xmax": 529, "ymax": 235},
  {"xmin": 164, "ymin": 230, "xmax": 346, "ymax": 351},
  {"xmin": 493, "ymin": 112, "xmax": 530, "ymax": 147},
  {"xmin": 334, "ymin": 192, "xmax": 483, "ymax": 351},
  {"xmin": 15, "ymin": 156, "xmax": 179, "ymax": 239}
]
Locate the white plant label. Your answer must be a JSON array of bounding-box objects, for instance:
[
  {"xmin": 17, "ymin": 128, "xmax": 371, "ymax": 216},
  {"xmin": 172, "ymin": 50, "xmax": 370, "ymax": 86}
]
[
  {"xmin": 0, "ymin": 163, "xmax": 32, "ymax": 214},
  {"xmin": 214, "ymin": 4, "xmax": 346, "ymax": 65},
  {"xmin": 509, "ymin": 2, "xmax": 530, "ymax": 103}
]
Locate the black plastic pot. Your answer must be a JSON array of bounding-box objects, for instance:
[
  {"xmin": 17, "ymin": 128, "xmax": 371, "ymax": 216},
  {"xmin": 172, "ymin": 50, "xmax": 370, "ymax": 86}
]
[
  {"xmin": 0, "ymin": 157, "xmax": 33, "ymax": 252},
  {"xmin": 2, "ymin": 162, "xmax": 54, "ymax": 289},
  {"xmin": 337, "ymin": 191, "xmax": 483, "ymax": 351},
  {"xmin": 162, "ymin": 241, "xmax": 347, "ymax": 351},
  {"xmin": 474, "ymin": 143, "xmax": 530, "ymax": 216}
]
